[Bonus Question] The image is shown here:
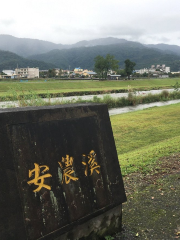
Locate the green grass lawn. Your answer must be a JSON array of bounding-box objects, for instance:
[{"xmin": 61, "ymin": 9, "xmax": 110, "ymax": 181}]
[
  {"xmin": 110, "ymin": 103, "xmax": 180, "ymax": 176},
  {"xmin": 0, "ymin": 78, "xmax": 180, "ymax": 97}
]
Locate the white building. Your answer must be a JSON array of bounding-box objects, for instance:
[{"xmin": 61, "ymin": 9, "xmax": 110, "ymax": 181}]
[
  {"xmin": 171, "ymin": 71, "xmax": 180, "ymax": 74},
  {"xmin": 15, "ymin": 67, "xmax": 39, "ymax": 78},
  {"xmin": 0, "ymin": 70, "xmax": 18, "ymax": 79},
  {"xmin": 165, "ymin": 67, "xmax": 170, "ymax": 73},
  {"xmin": 136, "ymin": 64, "xmax": 170, "ymax": 75},
  {"xmin": 136, "ymin": 68, "xmax": 149, "ymax": 74},
  {"xmin": 2, "ymin": 70, "xmax": 15, "ymax": 76}
]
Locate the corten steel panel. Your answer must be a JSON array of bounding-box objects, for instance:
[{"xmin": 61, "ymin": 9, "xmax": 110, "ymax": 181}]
[{"xmin": 0, "ymin": 103, "xmax": 126, "ymax": 240}]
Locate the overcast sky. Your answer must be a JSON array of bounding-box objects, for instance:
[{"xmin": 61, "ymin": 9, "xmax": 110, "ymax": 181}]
[{"xmin": 1, "ymin": 0, "xmax": 180, "ymax": 46}]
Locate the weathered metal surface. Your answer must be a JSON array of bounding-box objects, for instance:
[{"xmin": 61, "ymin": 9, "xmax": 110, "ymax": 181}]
[{"xmin": 0, "ymin": 103, "xmax": 126, "ymax": 240}]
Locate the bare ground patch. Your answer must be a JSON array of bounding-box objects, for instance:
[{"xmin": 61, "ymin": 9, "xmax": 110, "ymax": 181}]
[{"xmin": 112, "ymin": 153, "xmax": 180, "ymax": 240}]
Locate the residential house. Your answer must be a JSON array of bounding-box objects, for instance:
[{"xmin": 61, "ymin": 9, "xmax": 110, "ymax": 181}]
[
  {"xmin": 0, "ymin": 70, "xmax": 18, "ymax": 79},
  {"xmin": 15, "ymin": 67, "xmax": 39, "ymax": 78},
  {"xmin": 82, "ymin": 70, "xmax": 97, "ymax": 78},
  {"xmin": 74, "ymin": 67, "xmax": 83, "ymax": 75},
  {"xmin": 107, "ymin": 75, "xmax": 121, "ymax": 80}
]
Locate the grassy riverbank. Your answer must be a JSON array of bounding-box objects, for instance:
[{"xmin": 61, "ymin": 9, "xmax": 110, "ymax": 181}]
[
  {"xmin": 4, "ymin": 88, "xmax": 180, "ymax": 110},
  {"xmin": 0, "ymin": 78, "xmax": 180, "ymax": 99},
  {"xmin": 110, "ymin": 103, "xmax": 180, "ymax": 176},
  {"xmin": 110, "ymin": 103, "xmax": 180, "ymax": 240}
]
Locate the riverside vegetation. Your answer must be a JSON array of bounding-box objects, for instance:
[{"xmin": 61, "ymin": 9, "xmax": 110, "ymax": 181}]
[
  {"xmin": 2, "ymin": 83, "xmax": 180, "ymax": 110},
  {"xmin": 0, "ymin": 78, "xmax": 180, "ymax": 99},
  {"xmin": 1, "ymin": 79, "xmax": 180, "ymax": 108},
  {"xmin": 111, "ymin": 103, "xmax": 180, "ymax": 176}
]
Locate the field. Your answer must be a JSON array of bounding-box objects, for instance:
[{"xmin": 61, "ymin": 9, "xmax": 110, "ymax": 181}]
[
  {"xmin": 110, "ymin": 103, "xmax": 180, "ymax": 176},
  {"xmin": 0, "ymin": 78, "xmax": 180, "ymax": 98}
]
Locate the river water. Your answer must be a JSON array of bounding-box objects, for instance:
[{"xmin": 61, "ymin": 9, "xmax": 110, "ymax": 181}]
[
  {"xmin": 1, "ymin": 89, "xmax": 180, "ymax": 116},
  {"xmin": 45, "ymin": 88, "xmax": 175, "ymax": 102},
  {"xmin": 108, "ymin": 99, "xmax": 180, "ymax": 116}
]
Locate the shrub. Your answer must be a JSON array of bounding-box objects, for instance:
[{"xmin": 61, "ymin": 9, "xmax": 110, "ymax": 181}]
[{"xmin": 160, "ymin": 90, "xmax": 169, "ymax": 99}]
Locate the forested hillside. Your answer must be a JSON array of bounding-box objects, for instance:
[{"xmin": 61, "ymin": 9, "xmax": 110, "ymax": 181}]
[
  {"xmin": 1, "ymin": 38, "xmax": 180, "ymax": 72},
  {"xmin": 0, "ymin": 35, "xmax": 63, "ymax": 57},
  {"xmin": 0, "ymin": 50, "xmax": 56, "ymax": 72},
  {"xmin": 147, "ymin": 43, "xmax": 180, "ymax": 56},
  {"xmin": 28, "ymin": 42, "xmax": 180, "ymax": 71},
  {"xmin": 1, "ymin": 35, "xmax": 180, "ymax": 59}
]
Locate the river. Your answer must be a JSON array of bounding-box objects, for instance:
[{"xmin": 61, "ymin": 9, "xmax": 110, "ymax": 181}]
[
  {"xmin": 1, "ymin": 89, "xmax": 180, "ymax": 116},
  {"xmin": 108, "ymin": 99, "xmax": 180, "ymax": 116}
]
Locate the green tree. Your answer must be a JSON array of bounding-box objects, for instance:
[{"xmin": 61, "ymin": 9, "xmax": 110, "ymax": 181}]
[
  {"xmin": 75, "ymin": 73, "xmax": 81, "ymax": 78},
  {"xmin": 142, "ymin": 72, "xmax": 148, "ymax": 77},
  {"xmin": 116, "ymin": 69, "xmax": 126, "ymax": 77},
  {"xmin": 58, "ymin": 68, "xmax": 62, "ymax": 78},
  {"xmin": 47, "ymin": 68, "xmax": 56, "ymax": 78},
  {"xmin": 94, "ymin": 54, "xmax": 119, "ymax": 79},
  {"xmin": 94, "ymin": 55, "xmax": 106, "ymax": 79},
  {"xmin": 39, "ymin": 71, "xmax": 47, "ymax": 78},
  {"xmin": 124, "ymin": 59, "xmax": 136, "ymax": 80}
]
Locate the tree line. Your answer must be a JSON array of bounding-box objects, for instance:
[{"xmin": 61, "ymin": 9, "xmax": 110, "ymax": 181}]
[
  {"xmin": 44, "ymin": 55, "xmax": 136, "ymax": 79},
  {"xmin": 94, "ymin": 54, "xmax": 136, "ymax": 79}
]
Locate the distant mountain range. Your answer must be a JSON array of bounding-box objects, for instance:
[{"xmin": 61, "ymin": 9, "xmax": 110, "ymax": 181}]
[
  {"xmin": 28, "ymin": 42, "xmax": 180, "ymax": 71},
  {"xmin": 0, "ymin": 34, "xmax": 180, "ymax": 72},
  {"xmin": 0, "ymin": 50, "xmax": 56, "ymax": 72},
  {"xmin": 0, "ymin": 35, "xmax": 129, "ymax": 57},
  {"xmin": 146, "ymin": 43, "xmax": 180, "ymax": 56}
]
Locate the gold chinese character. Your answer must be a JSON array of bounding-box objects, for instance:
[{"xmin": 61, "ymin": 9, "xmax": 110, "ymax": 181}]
[
  {"xmin": 82, "ymin": 150, "xmax": 100, "ymax": 176},
  {"xmin": 58, "ymin": 155, "xmax": 78, "ymax": 184},
  {"xmin": 27, "ymin": 163, "xmax": 52, "ymax": 192}
]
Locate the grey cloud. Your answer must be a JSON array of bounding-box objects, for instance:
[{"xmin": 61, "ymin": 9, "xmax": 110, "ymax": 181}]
[
  {"xmin": 1, "ymin": 19, "xmax": 15, "ymax": 26},
  {"xmin": 98, "ymin": 25, "xmax": 146, "ymax": 38},
  {"xmin": 145, "ymin": 35, "xmax": 170, "ymax": 42},
  {"xmin": 158, "ymin": 37, "xmax": 170, "ymax": 43},
  {"xmin": 134, "ymin": 14, "xmax": 180, "ymax": 34},
  {"xmin": 53, "ymin": 26, "xmax": 69, "ymax": 34},
  {"xmin": 54, "ymin": 25, "xmax": 95, "ymax": 35}
]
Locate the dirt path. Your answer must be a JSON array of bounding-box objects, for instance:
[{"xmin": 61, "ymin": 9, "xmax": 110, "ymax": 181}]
[{"xmin": 113, "ymin": 154, "xmax": 180, "ymax": 240}]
